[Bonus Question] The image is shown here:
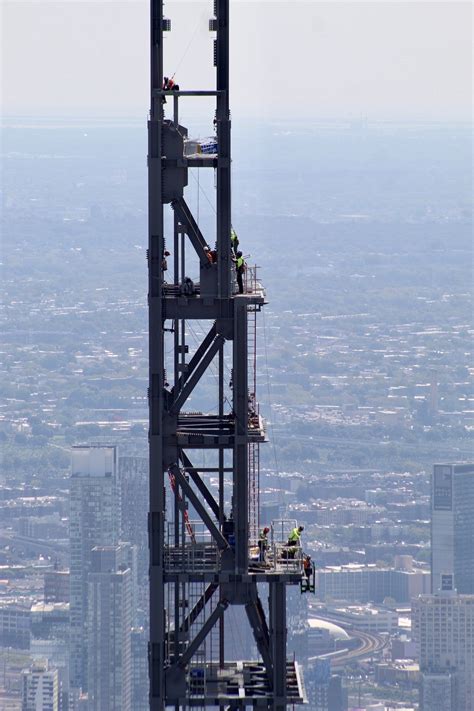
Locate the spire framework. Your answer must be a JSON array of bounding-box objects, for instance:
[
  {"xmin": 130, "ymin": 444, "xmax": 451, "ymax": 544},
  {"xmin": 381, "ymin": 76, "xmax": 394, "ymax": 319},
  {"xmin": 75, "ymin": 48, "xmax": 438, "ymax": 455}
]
[{"xmin": 148, "ymin": 3, "xmax": 305, "ymax": 708}]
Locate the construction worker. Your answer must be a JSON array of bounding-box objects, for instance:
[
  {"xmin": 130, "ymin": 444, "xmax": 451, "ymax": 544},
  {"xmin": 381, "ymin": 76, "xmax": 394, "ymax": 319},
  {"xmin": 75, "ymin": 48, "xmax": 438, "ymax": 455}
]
[
  {"xmin": 230, "ymin": 227, "xmax": 239, "ymax": 254},
  {"xmin": 209, "ymin": 244, "xmax": 218, "ymax": 263},
  {"xmin": 258, "ymin": 526, "xmax": 270, "ymax": 562},
  {"xmin": 285, "ymin": 525, "xmax": 304, "ymax": 559},
  {"xmin": 163, "ymin": 76, "xmax": 180, "ymax": 91},
  {"xmin": 301, "ymin": 554, "xmax": 314, "ymax": 593},
  {"xmin": 162, "ymin": 76, "xmax": 180, "ymax": 103},
  {"xmin": 248, "ymin": 393, "xmax": 258, "ymax": 428},
  {"xmin": 204, "ymin": 245, "xmax": 218, "ymax": 264},
  {"xmin": 235, "ymin": 251, "xmax": 245, "ymax": 294},
  {"xmin": 287, "ymin": 525, "xmax": 304, "ymax": 547},
  {"xmin": 222, "ymin": 514, "xmax": 235, "ymax": 548},
  {"xmin": 162, "ymin": 250, "xmax": 170, "ymax": 271}
]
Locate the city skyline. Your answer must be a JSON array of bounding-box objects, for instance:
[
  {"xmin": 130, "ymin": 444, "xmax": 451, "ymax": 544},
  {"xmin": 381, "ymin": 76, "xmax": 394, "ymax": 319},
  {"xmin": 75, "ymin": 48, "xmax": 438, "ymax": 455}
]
[{"xmin": 0, "ymin": 0, "xmax": 472, "ymax": 707}]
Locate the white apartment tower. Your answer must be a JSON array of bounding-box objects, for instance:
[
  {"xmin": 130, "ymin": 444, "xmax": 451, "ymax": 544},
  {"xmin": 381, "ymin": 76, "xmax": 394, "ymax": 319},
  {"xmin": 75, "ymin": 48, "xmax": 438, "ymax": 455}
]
[
  {"xmin": 413, "ymin": 589, "xmax": 474, "ymax": 711},
  {"xmin": 21, "ymin": 660, "xmax": 59, "ymax": 711},
  {"xmin": 69, "ymin": 445, "xmax": 119, "ymax": 693}
]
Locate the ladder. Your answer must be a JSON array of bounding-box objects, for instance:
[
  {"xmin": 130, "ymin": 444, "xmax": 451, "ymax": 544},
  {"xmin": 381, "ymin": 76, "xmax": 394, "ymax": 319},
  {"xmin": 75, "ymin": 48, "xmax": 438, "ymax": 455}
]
[
  {"xmin": 248, "ymin": 441, "xmax": 260, "ymax": 543},
  {"xmin": 247, "ymin": 297, "xmax": 259, "ymax": 542}
]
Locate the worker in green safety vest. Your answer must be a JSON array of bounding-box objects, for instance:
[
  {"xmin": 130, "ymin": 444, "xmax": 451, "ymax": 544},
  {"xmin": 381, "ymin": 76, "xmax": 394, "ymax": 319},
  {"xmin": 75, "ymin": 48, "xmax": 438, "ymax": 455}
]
[
  {"xmin": 284, "ymin": 525, "xmax": 304, "ymax": 560},
  {"xmin": 230, "ymin": 226, "xmax": 239, "ymax": 254},
  {"xmin": 287, "ymin": 525, "xmax": 304, "ymax": 545}
]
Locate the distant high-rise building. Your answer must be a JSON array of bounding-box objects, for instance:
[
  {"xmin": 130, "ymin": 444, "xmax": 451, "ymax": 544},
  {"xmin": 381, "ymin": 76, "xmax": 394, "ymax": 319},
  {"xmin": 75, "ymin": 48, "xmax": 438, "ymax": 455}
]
[
  {"xmin": 306, "ymin": 660, "xmax": 348, "ymax": 711},
  {"xmin": 421, "ymin": 672, "xmax": 455, "ymax": 711},
  {"xmin": 118, "ymin": 456, "xmax": 148, "ymax": 582},
  {"xmin": 0, "ymin": 603, "xmax": 30, "ymax": 649},
  {"xmin": 131, "ymin": 627, "xmax": 149, "ymax": 711},
  {"xmin": 30, "ymin": 639, "xmax": 70, "ymax": 711},
  {"xmin": 119, "ymin": 540, "xmax": 140, "ymax": 626},
  {"xmin": 69, "ymin": 445, "xmax": 119, "ymax": 692},
  {"xmin": 21, "ymin": 659, "xmax": 59, "ymax": 711},
  {"xmin": 86, "ymin": 546, "xmax": 132, "ymax": 711},
  {"xmin": 413, "ymin": 587, "xmax": 474, "ymax": 711},
  {"xmin": 431, "ymin": 462, "xmax": 474, "ymax": 594}
]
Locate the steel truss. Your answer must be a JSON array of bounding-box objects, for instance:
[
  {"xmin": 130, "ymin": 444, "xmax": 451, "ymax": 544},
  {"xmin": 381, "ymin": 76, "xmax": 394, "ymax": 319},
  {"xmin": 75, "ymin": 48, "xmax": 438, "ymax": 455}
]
[{"xmin": 148, "ymin": 1, "xmax": 305, "ymax": 708}]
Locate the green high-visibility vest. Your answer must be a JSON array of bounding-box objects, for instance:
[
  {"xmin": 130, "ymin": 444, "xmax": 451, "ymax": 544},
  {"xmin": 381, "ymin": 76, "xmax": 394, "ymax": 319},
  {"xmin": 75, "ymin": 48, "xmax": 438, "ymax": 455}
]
[
  {"xmin": 288, "ymin": 527, "xmax": 301, "ymax": 544},
  {"xmin": 231, "ymin": 228, "xmax": 238, "ymax": 242},
  {"xmin": 237, "ymin": 257, "xmax": 244, "ymax": 269}
]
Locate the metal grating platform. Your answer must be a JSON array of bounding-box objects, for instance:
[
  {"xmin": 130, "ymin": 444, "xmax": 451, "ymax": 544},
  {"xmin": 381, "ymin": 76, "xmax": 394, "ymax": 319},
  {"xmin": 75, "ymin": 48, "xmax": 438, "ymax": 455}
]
[
  {"xmin": 173, "ymin": 661, "xmax": 306, "ymax": 706},
  {"xmin": 175, "ymin": 413, "xmax": 266, "ymax": 448}
]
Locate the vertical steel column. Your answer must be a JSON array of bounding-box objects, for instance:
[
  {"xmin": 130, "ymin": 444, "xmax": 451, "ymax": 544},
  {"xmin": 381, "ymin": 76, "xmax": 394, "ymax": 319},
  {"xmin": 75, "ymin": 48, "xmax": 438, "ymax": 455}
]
[
  {"xmin": 218, "ymin": 344, "xmax": 226, "ymax": 671},
  {"xmin": 148, "ymin": 0, "xmax": 165, "ymax": 708},
  {"xmin": 216, "ymin": 0, "xmax": 231, "ymax": 299},
  {"xmin": 269, "ymin": 582, "xmax": 288, "ymax": 711}
]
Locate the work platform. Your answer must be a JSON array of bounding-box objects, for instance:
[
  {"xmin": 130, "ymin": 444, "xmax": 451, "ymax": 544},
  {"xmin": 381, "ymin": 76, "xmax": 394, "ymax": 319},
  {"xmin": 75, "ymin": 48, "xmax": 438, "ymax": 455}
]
[
  {"xmin": 170, "ymin": 661, "xmax": 306, "ymax": 707},
  {"xmin": 164, "ymin": 545, "xmax": 303, "ymax": 581},
  {"xmin": 160, "ymin": 291, "xmax": 265, "ymax": 320},
  {"xmin": 164, "ymin": 517, "xmax": 304, "ymax": 583},
  {"xmin": 162, "ymin": 284, "xmax": 266, "ymax": 302},
  {"xmin": 162, "ymin": 267, "xmax": 266, "ymax": 303},
  {"xmin": 174, "ymin": 413, "xmax": 266, "ymax": 448}
]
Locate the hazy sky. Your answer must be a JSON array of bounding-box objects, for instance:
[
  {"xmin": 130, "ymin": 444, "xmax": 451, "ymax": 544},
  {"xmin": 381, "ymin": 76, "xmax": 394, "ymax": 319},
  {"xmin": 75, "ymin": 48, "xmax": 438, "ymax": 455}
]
[{"xmin": 1, "ymin": 1, "xmax": 472, "ymax": 120}]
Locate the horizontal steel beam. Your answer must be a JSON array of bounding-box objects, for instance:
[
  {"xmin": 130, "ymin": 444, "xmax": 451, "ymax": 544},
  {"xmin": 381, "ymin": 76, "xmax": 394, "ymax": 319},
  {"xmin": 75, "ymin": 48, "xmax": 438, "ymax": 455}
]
[{"xmin": 154, "ymin": 89, "xmax": 224, "ymax": 96}]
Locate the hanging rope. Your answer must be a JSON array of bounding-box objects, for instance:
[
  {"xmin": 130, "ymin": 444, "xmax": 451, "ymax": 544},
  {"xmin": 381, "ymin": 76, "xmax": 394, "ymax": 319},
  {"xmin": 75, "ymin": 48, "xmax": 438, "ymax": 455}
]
[
  {"xmin": 190, "ymin": 169, "xmax": 216, "ymax": 215},
  {"xmin": 262, "ymin": 309, "xmax": 281, "ymax": 478},
  {"xmin": 170, "ymin": 15, "xmax": 202, "ymax": 79}
]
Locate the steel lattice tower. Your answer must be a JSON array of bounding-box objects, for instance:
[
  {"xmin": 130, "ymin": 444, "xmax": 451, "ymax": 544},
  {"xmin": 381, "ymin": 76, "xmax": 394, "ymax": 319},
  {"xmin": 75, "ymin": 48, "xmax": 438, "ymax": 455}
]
[{"xmin": 148, "ymin": 2, "xmax": 305, "ymax": 708}]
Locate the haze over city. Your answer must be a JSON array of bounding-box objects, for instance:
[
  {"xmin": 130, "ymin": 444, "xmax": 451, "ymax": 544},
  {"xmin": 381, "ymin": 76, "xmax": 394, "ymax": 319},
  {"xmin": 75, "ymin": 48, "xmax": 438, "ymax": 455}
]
[{"xmin": 1, "ymin": 1, "xmax": 472, "ymax": 710}]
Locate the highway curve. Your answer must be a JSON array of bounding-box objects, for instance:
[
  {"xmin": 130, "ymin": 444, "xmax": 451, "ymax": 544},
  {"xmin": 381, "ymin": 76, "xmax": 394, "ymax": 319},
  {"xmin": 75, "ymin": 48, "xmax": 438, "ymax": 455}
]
[{"xmin": 308, "ymin": 610, "xmax": 388, "ymax": 667}]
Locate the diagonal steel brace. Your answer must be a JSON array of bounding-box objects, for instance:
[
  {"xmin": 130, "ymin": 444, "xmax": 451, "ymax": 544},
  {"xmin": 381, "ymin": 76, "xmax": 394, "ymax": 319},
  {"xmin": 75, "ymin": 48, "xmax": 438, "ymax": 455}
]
[
  {"xmin": 170, "ymin": 334, "xmax": 225, "ymax": 414},
  {"xmin": 170, "ymin": 464, "xmax": 228, "ymax": 551},
  {"xmin": 180, "ymin": 451, "xmax": 220, "ymax": 520},
  {"xmin": 178, "ymin": 598, "xmax": 229, "ymax": 668}
]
